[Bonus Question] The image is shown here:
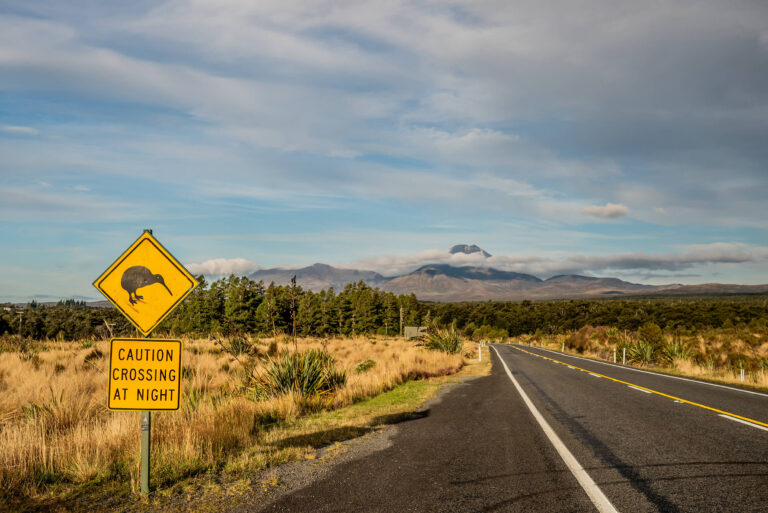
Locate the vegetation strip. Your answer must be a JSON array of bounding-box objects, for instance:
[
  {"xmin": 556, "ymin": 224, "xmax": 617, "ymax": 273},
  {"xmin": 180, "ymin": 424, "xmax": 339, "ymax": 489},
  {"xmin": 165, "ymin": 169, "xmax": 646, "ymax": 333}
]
[
  {"xmin": 0, "ymin": 336, "xmax": 470, "ymax": 505},
  {"xmin": 536, "ymin": 346, "xmax": 768, "ymax": 398},
  {"xmin": 514, "ymin": 346, "xmax": 768, "ymax": 429}
]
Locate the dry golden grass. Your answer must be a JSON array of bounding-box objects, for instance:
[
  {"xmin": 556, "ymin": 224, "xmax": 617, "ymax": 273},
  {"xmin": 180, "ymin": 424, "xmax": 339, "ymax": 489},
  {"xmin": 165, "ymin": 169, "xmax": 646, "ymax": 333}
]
[{"xmin": 0, "ymin": 336, "xmax": 467, "ymax": 503}]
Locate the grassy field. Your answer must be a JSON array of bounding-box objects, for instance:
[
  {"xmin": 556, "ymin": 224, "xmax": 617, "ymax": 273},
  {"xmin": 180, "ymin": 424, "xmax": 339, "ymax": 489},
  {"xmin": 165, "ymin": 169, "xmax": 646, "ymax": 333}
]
[{"xmin": 0, "ymin": 335, "xmax": 478, "ymax": 510}]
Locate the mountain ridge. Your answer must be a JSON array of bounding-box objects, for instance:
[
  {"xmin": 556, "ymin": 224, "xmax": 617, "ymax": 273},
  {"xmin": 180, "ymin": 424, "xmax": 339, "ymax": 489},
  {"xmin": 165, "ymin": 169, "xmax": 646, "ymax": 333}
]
[{"xmin": 232, "ymin": 244, "xmax": 768, "ymax": 301}]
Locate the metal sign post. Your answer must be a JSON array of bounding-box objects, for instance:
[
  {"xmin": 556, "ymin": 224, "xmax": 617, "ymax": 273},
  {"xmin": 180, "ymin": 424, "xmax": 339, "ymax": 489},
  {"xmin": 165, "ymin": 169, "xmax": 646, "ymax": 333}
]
[
  {"xmin": 94, "ymin": 230, "xmax": 197, "ymax": 495},
  {"xmin": 141, "ymin": 410, "xmax": 151, "ymax": 493},
  {"xmin": 107, "ymin": 337, "xmax": 183, "ymax": 494}
]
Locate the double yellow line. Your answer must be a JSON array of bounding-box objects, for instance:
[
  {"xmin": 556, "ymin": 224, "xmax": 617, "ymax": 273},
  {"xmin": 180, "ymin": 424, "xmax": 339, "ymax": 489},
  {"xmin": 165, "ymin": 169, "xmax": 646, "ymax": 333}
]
[{"xmin": 514, "ymin": 346, "xmax": 768, "ymax": 429}]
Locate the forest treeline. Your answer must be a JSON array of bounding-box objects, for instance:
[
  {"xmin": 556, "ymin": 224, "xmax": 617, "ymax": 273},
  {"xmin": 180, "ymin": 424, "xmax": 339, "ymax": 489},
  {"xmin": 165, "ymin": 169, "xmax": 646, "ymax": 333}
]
[{"xmin": 2, "ymin": 275, "xmax": 768, "ymax": 341}]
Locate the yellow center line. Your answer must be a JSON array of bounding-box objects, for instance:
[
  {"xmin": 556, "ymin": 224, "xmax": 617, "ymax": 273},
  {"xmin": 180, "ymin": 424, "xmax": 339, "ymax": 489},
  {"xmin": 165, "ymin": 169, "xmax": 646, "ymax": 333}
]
[{"xmin": 513, "ymin": 345, "xmax": 768, "ymax": 429}]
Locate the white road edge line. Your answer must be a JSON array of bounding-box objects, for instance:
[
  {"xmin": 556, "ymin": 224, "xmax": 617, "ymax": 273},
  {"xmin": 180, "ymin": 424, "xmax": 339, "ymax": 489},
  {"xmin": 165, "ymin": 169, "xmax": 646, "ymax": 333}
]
[
  {"xmin": 492, "ymin": 346, "xmax": 619, "ymax": 513},
  {"xmin": 533, "ymin": 346, "xmax": 768, "ymax": 399},
  {"xmin": 718, "ymin": 414, "xmax": 768, "ymax": 432},
  {"xmin": 628, "ymin": 386, "xmax": 651, "ymax": 394}
]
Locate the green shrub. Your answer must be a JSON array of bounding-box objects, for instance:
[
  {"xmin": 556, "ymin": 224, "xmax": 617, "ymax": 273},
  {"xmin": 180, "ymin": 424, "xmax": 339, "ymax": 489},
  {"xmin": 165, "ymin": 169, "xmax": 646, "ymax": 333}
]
[
  {"xmin": 626, "ymin": 340, "xmax": 656, "ymax": 365},
  {"xmin": 258, "ymin": 349, "xmax": 346, "ymax": 397},
  {"xmin": 217, "ymin": 337, "xmax": 252, "ymax": 356},
  {"xmin": 605, "ymin": 327, "xmax": 620, "ymax": 344},
  {"xmin": 354, "ymin": 359, "xmax": 376, "ymax": 374},
  {"xmin": 565, "ymin": 327, "xmax": 592, "ymax": 353},
  {"xmin": 472, "ymin": 325, "xmax": 508, "ymax": 341},
  {"xmin": 660, "ymin": 341, "xmax": 692, "ymax": 365},
  {"xmin": 424, "ymin": 328, "xmax": 463, "ymax": 354},
  {"xmin": 638, "ymin": 322, "xmax": 664, "ymax": 348},
  {"xmin": 0, "ymin": 335, "xmax": 36, "ymax": 354}
]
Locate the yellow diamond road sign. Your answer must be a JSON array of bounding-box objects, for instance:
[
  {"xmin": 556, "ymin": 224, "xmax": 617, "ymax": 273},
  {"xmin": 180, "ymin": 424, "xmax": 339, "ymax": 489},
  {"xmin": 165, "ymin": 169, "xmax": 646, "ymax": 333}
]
[{"xmin": 94, "ymin": 231, "xmax": 198, "ymax": 336}]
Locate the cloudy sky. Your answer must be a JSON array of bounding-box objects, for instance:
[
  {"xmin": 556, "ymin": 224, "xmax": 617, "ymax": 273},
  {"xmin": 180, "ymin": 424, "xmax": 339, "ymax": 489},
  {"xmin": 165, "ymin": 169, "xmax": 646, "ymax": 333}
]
[{"xmin": 2, "ymin": 0, "xmax": 767, "ymax": 301}]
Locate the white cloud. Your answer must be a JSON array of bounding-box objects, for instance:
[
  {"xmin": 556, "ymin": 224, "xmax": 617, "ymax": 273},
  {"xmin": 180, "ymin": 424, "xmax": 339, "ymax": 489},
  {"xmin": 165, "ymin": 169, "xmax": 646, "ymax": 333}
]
[
  {"xmin": 0, "ymin": 185, "xmax": 150, "ymax": 221},
  {"xmin": 580, "ymin": 203, "xmax": 629, "ymax": 219},
  {"xmin": 760, "ymin": 30, "xmax": 768, "ymax": 51},
  {"xmin": 1, "ymin": 125, "xmax": 38, "ymax": 135},
  {"xmin": 346, "ymin": 248, "xmax": 491, "ymax": 276},
  {"xmin": 339, "ymin": 242, "xmax": 768, "ymax": 278},
  {"xmin": 187, "ymin": 258, "xmax": 261, "ymax": 276},
  {"xmin": 1, "ymin": 1, "xmax": 767, "ymax": 230}
]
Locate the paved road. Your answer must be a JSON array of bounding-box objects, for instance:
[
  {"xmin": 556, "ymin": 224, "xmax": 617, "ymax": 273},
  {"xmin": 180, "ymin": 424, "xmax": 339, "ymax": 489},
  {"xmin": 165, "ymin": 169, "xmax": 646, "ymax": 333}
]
[{"xmin": 258, "ymin": 344, "xmax": 768, "ymax": 512}]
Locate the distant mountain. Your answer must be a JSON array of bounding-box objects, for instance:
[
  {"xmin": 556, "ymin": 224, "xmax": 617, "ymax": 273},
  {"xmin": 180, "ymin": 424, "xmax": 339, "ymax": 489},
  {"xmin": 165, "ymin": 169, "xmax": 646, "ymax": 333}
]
[
  {"xmin": 217, "ymin": 244, "xmax": 768, "ymax": 301},
  {"xmin": 413, "ymin": 264, "xmax": 541, "ymax": 282},
  {"xmin": 248, "ymin": 263, "xmax": 384, "ymax": 291},
  {"xmin": 647, "ymin": 283, "xmax": 768, "ymax": 296},
  {"xmin": 27, "ymin": 243, "xmax": 767, "ymax": 306},
  {"xmin": 449, "ymin": 244, "xmax": 492, "ymax": 258},
  {"xmin": 532, "ymin": 274, "xmax": 661, "ymax": 299},
  {"xmin": 381, "ymin": 266, "xmax": 664, "ymax": 301},
  {"xmin": 382, "ymin": 264, "xmax": 541, "ymax": 301}
]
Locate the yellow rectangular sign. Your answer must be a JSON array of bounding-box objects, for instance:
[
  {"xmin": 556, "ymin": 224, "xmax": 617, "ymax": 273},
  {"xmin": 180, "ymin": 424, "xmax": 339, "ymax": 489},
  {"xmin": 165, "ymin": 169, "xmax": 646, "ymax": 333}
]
[{"xmin": 108, "ymin": 338, "xmax": 183, "ymax": 411}]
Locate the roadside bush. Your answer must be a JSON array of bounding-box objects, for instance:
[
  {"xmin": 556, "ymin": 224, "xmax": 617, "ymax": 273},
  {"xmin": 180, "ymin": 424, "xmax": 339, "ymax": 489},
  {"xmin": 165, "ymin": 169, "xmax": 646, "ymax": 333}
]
[
  {"xmin": 660, "ymin": 341, "xmax": 692, "ymax": 365},
  {"xmin": 217, "ymin": 336, "xmax": 253, "ymax": 357},
  {"xmin": 638, "ymin": 322, "xmax": 664, "ymax": 348},
  {"xmin": 0, "ymin": 335, "xmax": 35, "ymax": 354},
  {"xmin": 565, "ymin": 326, "xmax": 595, "ymax": 353},
  {"xmin": 354, "ymin": 359, "xmax": 376, "ymax": 374},
  {"xmin": 424, "ymin": 328, "xmax": 463, "ymax": 354},
  {"xmin": 626, "ymin": 340, "xmax": 656, "ymax": 365},
  {"xmin": 257, "ymin": 349, "xmax": 346, "ymax": 397},
  {"xmin": 472, "ymin": 325, "xmax": 508, "ymax": 341}
]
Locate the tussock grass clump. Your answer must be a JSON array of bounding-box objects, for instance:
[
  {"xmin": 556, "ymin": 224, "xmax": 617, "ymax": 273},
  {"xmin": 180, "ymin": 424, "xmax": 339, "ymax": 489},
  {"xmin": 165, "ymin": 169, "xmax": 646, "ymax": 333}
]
[
  {"xmin": 354, "ymin": 359, "xmax": 376, "ymax": 374},
  {"xmin": 626, "ymin": 340, "xmax": 656, "ymax": 365},
  {"xmin": 424, "ymin": 328, "xmax": 464, "ymax": 354},
  {"xmin": 215, "ymin": 336, "xmax": 253, "ymax": 357},
  {"xmin": 660, "ymin": 341, "xmax": 692, "ymax": 365},
  {"xmin": 257, "ymin": 350, "xmax": 346, "ymax": 397}
]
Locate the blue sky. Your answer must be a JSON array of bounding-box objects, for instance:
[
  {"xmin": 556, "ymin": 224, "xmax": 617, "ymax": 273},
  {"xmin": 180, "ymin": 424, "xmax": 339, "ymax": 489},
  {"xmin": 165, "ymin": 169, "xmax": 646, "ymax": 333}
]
[{"xmin": 1, "ymin": 0, "xmax": 767, "ymax": 302}]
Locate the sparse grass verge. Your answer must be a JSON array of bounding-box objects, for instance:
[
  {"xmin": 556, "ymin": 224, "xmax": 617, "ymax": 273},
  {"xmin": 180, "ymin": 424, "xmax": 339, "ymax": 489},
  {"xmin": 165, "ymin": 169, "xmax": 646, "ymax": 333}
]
[{"xmin": 0, "ymin": 336, "xmax": 469, "ymax": 511}]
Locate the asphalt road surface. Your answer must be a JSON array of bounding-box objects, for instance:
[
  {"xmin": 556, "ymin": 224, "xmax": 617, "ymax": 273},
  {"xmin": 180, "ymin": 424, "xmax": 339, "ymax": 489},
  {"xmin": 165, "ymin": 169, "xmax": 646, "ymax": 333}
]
[{"xmin": 258, "ymin": 344, "xmax": 768, "ymax": 512}]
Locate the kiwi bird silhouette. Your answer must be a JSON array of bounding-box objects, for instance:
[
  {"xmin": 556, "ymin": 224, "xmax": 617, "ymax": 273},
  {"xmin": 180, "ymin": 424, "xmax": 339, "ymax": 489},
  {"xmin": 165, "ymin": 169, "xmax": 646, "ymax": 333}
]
[{"xmin": 121, "ymin": 266, "xmax": 172, "ymax": 305}]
